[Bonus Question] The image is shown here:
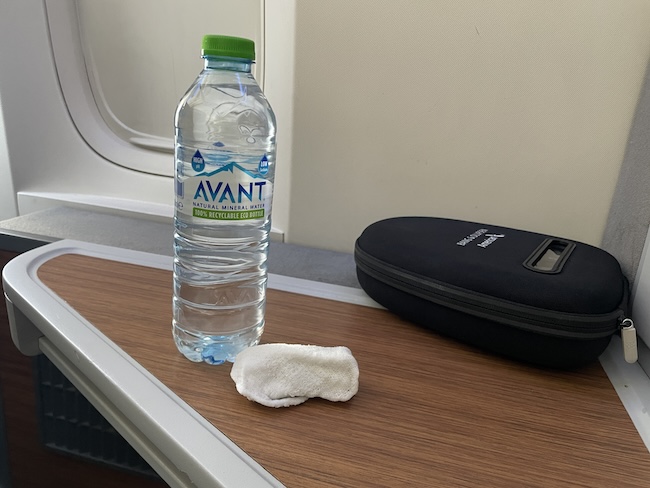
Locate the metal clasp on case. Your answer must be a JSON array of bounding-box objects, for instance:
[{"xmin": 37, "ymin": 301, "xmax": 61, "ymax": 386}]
[{"xmin": 621, "ymin": 318, "xmax": 638, "ymax": 364}]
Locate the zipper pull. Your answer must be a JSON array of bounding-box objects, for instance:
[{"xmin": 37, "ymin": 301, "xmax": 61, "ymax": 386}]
[{"xmin": 621, "ymin": 318, "xmax": 638, "ymax": 364}]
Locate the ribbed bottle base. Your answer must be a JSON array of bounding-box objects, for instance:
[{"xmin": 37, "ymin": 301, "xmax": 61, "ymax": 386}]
[{"xmin": 172, "ymin": 322, "xmax": 264, "ymax": 365}]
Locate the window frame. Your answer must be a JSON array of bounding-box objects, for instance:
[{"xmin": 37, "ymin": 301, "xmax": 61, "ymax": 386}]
[{"xmin": 45, "ymin": 0, "xmax": 267, "ymax": 178}]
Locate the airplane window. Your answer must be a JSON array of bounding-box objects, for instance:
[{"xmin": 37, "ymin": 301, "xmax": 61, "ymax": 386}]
[{"xmin": 51, "ymin": 0, "xmax": 263, "ymax": 172}]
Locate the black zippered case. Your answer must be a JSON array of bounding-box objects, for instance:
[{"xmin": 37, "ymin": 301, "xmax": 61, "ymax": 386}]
[{"xmin": 354, "ymin": 217, "xmax": 635, "ymax": 369}]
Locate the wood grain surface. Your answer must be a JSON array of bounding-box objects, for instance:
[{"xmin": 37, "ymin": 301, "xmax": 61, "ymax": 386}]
[{"xmin": 37, "ymin": 253, "xmax": 650, "ymax": 487}]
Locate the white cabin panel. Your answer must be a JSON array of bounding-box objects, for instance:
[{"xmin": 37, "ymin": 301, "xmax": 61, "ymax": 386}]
[
  {"xmin": 1, "ymin": 0, "xmax": 650, "ymax": 253},
  {"xmin": 286, "ymin": 1, "xmax": 650, "ymax": 252}
]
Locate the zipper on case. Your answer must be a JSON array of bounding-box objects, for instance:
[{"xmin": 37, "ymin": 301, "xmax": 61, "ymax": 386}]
[
  {"xmin": 620, "ymin": 318, "xmax": 638, "ymax": 363},
  {"xmin": 355, "ymin": 245, "xmax": 623, "ymax": 340}
]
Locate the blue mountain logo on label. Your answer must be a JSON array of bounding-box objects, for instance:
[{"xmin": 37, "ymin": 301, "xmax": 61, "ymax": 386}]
[
  {"xmin": 191, "ymin": 150, "xmax": 205, "ymax": 172},
  {"xmin": 197, "ymin": 162, "xmax": 267, "ymax": 179},
  {"xmin": 258, "ymin": 154, "xmax": 269, "ymax": 175}
]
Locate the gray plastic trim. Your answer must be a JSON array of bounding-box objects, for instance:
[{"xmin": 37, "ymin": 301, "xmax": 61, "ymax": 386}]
[
  {"xmin": 1, "ymin": 239, "xmax": 378, "ymax": 487},
  {"xmin": 2, "ymin": 240, "xmax": 283, "ymax": 488}
]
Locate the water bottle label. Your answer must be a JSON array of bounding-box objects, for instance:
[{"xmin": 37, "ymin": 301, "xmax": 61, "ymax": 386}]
[{"xmin": 176, "ymin": 147, "xmax": 272, "ymax": 221}]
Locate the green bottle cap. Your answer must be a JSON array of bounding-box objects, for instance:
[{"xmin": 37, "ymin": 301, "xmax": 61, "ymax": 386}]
[{"xmin": 201, "ymin": 35, "xmax": 255, "ymax": 61}]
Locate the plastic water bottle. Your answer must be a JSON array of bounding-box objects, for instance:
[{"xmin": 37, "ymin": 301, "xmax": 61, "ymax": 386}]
[{"xmin": 173, "ymin": 35, "xmax": 277, "ymax": 365}]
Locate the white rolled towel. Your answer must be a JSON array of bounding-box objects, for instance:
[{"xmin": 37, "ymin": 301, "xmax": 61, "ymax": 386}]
[{"xmin": 230, "ymin": 343, "xmax": 359, "ymax": 407}]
